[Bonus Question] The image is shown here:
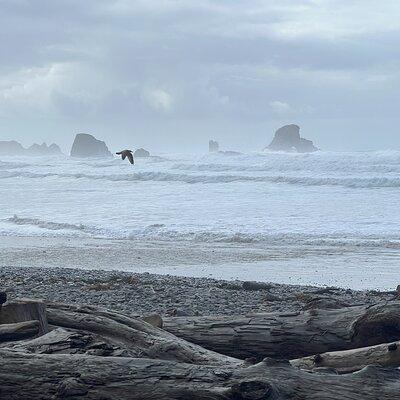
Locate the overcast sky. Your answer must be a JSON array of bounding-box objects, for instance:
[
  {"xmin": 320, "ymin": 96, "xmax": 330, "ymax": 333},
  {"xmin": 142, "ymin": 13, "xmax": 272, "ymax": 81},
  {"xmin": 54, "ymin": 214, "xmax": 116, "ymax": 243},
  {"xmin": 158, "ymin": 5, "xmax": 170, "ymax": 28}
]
[{"xmin": 0, "ymin": 0, "xmax": 399, "ymax": 153}]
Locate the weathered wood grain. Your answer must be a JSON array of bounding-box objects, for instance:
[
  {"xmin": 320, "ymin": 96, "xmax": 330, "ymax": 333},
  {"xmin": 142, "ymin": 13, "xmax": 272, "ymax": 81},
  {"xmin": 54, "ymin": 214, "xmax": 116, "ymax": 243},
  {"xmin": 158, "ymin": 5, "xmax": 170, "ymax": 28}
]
[
  {"xmin": 0, "ymin": 299, "xmax": 48, "ymax": 335},
  {"xmin": 291, "ymin": 340, "xmax": 400, "ymax": 373},
  {"xmin": 0, "ymin": 321, "xmax": 39, "ymax": 342},
  {"xmin": 163, "ymin": 302, "xmax": 400, "ymax": 359},
  {"xmin": 45, "ymin": 302, "xmax": 241, "ymax": 366},
  {"xmin": 1, "ymin": 350, "xmax": 399, "ymax": 400}
]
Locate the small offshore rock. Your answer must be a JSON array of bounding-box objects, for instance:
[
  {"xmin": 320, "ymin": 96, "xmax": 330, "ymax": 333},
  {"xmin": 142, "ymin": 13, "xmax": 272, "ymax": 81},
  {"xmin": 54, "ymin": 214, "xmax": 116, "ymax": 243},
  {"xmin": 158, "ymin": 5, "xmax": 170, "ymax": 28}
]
[{"xmin": 134, "ymin": 148, "xmax": 150, "ymax": 158}]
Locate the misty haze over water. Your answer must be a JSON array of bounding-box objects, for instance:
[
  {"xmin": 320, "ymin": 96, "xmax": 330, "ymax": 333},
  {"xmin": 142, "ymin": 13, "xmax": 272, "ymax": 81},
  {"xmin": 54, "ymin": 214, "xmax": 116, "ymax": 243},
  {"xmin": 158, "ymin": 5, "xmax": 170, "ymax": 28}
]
[{"xmin": 0, "ymin": 1, "xmax": 400, "ymax": 152}]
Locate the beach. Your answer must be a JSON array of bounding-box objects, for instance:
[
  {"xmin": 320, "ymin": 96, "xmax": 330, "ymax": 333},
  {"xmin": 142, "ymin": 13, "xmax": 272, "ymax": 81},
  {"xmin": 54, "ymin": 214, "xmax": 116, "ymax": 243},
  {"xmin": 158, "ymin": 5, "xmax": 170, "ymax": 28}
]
[
  {"xmin": 0, "ymin": 235, "xmax": 399, "ymax": 291},
  {"xmin": 1, "ymin": 264, "xmax": 393, "ymax": 318}
]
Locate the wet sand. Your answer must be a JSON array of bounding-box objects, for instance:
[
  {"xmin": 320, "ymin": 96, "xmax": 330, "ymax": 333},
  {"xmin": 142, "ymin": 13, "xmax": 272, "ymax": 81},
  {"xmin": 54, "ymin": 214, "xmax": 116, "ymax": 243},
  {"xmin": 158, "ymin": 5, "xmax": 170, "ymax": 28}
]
[{"xmin": 0, "ymin": 236, "xmax": 399, "ymax": 290}]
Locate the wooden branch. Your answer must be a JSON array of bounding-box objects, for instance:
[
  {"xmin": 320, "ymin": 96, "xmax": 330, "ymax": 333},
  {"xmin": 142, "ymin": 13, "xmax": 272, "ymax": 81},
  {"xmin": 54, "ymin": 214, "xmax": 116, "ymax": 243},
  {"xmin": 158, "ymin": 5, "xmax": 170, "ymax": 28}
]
[
  {"xmin": 1, "ymin": 350, "xmax": 399, "ymax": 400},
  {"xmin": 291, "ymin": 340, "xmax": 400, "ymax": 374},
  {"xmin": 163, "ymin": 301, "xmax": 400, "ymax": 360}
]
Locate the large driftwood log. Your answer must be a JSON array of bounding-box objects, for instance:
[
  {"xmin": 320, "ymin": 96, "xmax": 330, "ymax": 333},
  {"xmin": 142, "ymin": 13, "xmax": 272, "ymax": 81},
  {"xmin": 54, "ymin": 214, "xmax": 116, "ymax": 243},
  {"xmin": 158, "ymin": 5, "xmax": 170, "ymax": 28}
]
[
  {"xmin": 1, "ymin": 350, "xmax": 399, "ymax": 400},
  {"xmin": 45, "ymin": 303, "xmax": 241, "ymax": 366},
  {"xmin": 163, "ymin": 302, "xmax": 400, "ymax": 359},
  {"xmin": 291, "ymin": 340, "xmax": 400, "ymax": 374}
]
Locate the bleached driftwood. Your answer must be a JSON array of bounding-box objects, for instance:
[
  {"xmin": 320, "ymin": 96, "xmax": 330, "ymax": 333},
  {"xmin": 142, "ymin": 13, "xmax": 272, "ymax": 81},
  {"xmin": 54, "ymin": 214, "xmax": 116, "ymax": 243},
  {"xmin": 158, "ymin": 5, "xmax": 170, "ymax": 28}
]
[
  {"xmin": 45, "ymin": 302, "xmax": 240, "ymax": 366},
  {"xmin": 2, "ymin": 298, "xmax": 400, "ymax": 399},
  {"xmin": 163, "ymin": 302, "xmax": 400, "ymax": 359},
  {"xmin": 0, "ymin": 321, "xmax": 39, "ymax": 342},
  {"xmin": 291, "ymin": 340, "xmax": 400, "ymax": 374},
  {"xmin": 1, "ymin": 350, "xmax": 399, "ymax": 400}
]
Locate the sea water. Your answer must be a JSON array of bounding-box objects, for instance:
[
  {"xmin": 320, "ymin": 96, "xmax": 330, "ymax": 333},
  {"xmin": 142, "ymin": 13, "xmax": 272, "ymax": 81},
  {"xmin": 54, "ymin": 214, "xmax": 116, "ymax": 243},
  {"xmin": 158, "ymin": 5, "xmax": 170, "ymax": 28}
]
[{"xmin": 0, "ymin": 150, "xmax": 399, "ymax": 288}]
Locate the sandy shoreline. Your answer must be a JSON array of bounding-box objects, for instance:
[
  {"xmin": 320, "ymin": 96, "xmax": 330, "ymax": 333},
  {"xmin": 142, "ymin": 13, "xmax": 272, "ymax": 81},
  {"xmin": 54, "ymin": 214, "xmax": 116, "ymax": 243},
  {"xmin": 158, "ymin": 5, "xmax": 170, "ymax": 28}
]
[{"xmin": 0, "ymin": 235, "xmax": 399, "ymax": 290}]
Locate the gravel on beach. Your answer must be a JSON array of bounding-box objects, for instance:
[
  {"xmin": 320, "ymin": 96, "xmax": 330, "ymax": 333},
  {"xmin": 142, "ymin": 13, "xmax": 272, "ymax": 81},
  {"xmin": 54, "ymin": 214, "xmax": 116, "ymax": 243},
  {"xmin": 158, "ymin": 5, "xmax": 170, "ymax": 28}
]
[{"xmin": 0, "ymin": 265, "xmax": 395, "ymax": 317}]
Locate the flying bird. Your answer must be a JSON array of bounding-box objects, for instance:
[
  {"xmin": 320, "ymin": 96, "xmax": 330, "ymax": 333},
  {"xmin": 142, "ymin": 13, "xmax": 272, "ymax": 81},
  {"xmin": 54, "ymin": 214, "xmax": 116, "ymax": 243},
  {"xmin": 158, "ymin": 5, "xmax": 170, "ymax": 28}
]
[{"xmin": 116, "ymin": 150, "xmax": 134, "ymax": 165}]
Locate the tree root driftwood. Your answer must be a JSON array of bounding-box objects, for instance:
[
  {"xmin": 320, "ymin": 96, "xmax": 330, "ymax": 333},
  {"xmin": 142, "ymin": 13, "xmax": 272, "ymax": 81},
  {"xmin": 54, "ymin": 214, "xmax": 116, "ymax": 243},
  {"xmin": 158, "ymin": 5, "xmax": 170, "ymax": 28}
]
[{"xmin": 1, "ymin": 298, "xmax": 400, "ymax": 399}]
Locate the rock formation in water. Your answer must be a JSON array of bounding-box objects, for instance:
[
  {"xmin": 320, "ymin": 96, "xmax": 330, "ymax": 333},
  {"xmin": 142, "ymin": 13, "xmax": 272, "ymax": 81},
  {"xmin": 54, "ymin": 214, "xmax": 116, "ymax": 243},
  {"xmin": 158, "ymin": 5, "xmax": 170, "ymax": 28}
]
[
  {"xmin": 267, "ymin": 124, "xmax": 318, "ymax": 153},
  {"xmin": 0, "ymin": 141, "xmax": 26, "ymax": 156},
  {"xmin": 70, "ymin": 133, "xmax": 112, "ymax": 158},
  {"xmin": 0, "ymin": 141, "xmax": 62, "ymax": 156},
  {"xmin": 134, "ymin": 148, "xmax": 150, "ymax": 158},
  {"xmin": 27, "ymin": 143, "xmax": 62, "ymax": 156},
  {"xmin": 209, "ymin": 140, "xmax": 219, "ymax": 152}
]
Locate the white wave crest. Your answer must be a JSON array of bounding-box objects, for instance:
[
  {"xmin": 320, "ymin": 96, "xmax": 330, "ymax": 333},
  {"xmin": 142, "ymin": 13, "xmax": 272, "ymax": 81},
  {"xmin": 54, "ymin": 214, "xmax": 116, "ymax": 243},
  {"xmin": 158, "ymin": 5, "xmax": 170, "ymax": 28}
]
[
  {"xmin": 5, "ymin": 215, "xmax": 87, "ymax": 232},
  {"xmin": 1, "ymin": 170, "xmax": 400, "ymax": 188}
]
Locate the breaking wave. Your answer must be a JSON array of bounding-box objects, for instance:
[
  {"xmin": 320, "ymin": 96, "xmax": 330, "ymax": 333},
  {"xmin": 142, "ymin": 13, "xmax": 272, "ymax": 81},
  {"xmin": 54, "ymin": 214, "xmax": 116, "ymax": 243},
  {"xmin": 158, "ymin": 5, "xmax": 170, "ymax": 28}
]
[
  {"xmin": 5, "ymin": 215, "xmax": 89, "ymax": 233},
  {"xmin": 3, "ymin": 215, "xmax": 400, "ymax": 249},
  {"xmin": 0, "ymin": 161, "xmax": 30, "ymax": 170},
  {"xmin": 1, "ymin": 170, "xmax": 400, "ymax": 188}
]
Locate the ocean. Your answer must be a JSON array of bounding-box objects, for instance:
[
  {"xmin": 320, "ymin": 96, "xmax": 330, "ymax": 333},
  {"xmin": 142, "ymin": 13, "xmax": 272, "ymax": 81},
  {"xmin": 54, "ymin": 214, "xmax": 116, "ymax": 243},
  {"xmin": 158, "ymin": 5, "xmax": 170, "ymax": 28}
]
[{"xmin": 0, "ymin": 150, "xmax": 399, "ymax": 289}]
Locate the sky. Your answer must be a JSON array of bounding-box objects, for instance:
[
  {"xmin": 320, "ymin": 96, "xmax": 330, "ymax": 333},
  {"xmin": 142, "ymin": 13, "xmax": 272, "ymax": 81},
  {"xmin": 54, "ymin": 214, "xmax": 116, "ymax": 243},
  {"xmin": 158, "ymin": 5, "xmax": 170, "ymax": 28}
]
[{"xmin": 0, "ymin": 0, "xmax": 399, "ymax": 153}]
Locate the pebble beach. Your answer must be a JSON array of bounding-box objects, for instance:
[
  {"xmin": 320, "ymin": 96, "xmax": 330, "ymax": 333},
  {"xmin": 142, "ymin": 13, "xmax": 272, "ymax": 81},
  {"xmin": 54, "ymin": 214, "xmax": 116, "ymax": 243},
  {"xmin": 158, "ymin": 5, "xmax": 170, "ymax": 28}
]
[{"xmin": 1, "ymin": 265, "xmax": 394, "ymax": 317}]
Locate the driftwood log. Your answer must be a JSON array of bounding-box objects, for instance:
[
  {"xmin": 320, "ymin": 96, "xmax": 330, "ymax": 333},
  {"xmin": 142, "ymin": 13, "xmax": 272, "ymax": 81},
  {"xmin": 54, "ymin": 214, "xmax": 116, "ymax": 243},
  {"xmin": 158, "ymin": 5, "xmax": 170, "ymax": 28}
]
[
  {"xmin": 1, "ymin": 350, "xmax": 400, "ymax": 400},
  {"xmin": 291, "ymin": 339, "xmax": 400, "ymax": 374},
  {"xmin": 0, "ymin": 321, "xmax": 39, "ymax": 342},
  {"xmin": 2, "ymin": 299, "xmax": 400, "ymax": 399},
  {"xmin": 44, "ymin": 302, "xmax": 241, "ymax": 366},
  {"xmin": 163, "ymin": 302, "xmax": 400, "ymax": 359}
]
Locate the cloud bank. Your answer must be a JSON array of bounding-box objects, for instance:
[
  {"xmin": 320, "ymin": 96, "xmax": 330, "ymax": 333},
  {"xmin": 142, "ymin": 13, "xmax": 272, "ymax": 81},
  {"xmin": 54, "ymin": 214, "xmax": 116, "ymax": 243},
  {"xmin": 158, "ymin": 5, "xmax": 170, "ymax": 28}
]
[{"xmin": 0, "ymin": 0, "xmax": 399, "ymax": 151}]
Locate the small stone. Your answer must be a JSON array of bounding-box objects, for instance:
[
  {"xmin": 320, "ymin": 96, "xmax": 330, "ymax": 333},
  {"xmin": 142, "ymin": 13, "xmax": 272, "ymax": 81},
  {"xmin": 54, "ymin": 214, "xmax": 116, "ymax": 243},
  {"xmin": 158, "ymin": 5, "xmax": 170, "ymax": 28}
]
[
  {"xmin": 142, "ymin": 314, "xmax": 163, "ymax": 328},
  {"xmin": 242, "ymin": 281, "xmax": 272, "ymax": 291}
]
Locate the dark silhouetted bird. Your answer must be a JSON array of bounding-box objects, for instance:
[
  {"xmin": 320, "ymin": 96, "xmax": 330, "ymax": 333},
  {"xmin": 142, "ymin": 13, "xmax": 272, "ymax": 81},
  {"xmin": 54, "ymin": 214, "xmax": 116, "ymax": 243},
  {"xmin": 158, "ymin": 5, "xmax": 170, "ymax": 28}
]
[{"xmin": 116, "ymin": 150, "xmax": 134, "ymax": 165}]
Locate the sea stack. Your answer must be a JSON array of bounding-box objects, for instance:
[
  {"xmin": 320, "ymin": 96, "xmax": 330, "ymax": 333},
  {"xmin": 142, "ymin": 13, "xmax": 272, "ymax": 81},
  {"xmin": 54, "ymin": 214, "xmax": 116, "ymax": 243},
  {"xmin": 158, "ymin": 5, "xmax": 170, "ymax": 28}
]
[
  {"xmin": 0, "ymin": 141, "xmax": 26, "ymax": 156},
  {"xmin": 27, "ymin": 143, "xmax": 62, "ymax": 156},
  {"xmin": 209, "ymin": 140, "xmax": 219, "ymax": 152},
  {"xmin": 70, "ymin": 133, "xmax": 113, "ymax": 158},
  {"xmin": 0, "ymin": 141, "xmax": 63, "ymax": 156},
  {"xmin": 134, "ymin": 148, "xmax": 150, "ymax": 158},
  {"xmin": 267, "ymin": 124, "xmax": 317, "ymax": 153}
]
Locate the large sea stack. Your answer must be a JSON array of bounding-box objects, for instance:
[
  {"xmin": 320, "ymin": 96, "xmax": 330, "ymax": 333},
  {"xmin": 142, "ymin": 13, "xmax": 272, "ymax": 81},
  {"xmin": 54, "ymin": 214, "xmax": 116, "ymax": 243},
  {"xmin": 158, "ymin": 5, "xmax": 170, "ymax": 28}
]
[
  {"xmin": 267, "ymin": 124, "xmax": 318, "ymax": 153},
  {"xmin": 70, "ymin": 133, "xmax": 112, "ymax": 158}
]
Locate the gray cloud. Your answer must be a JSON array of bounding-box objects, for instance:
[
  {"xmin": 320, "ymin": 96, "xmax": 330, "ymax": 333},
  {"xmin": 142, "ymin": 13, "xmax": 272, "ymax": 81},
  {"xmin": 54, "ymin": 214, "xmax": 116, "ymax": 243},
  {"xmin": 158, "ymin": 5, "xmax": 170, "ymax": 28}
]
[{"xmin": 0, "ymin": 0, "xmax": 399, "ymax": 152}]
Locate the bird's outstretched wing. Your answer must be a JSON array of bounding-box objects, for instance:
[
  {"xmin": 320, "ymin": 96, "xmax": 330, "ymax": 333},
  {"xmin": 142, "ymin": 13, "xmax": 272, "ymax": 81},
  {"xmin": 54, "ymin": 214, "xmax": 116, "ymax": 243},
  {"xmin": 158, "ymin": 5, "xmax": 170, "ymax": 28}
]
[
  {"xmin": 127, "ymin": 152, "xmax": 134, "ymax": 164},
  {"xmin": 122, "ymin": 153, "xmax": 126, "ymax": 160}
]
